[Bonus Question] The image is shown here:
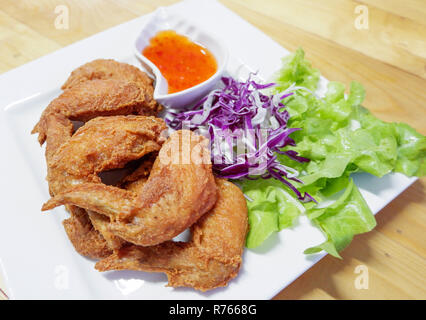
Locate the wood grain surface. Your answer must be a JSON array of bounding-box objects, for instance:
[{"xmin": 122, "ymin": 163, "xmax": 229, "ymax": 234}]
[{"xmin": 0, "ymin": 0, "xmax": 424, "ymax": 300}]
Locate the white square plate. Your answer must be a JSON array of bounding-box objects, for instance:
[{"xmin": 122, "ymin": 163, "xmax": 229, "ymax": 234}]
[{"xmin": 0, "ymin": 0, "xmax": 416, "ymax": 299}]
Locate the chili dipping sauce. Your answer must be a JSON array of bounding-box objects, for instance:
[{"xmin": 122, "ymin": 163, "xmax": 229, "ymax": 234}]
[{"xmin": 143, "ymin": 30, "xmax": 218, "ymax": 94}]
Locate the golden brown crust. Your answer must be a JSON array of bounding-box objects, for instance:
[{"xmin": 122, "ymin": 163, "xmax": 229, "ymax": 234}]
[
  {"xmin": 61, "ymin": 59, "xmax": 159, "ymax": 114},
  {"xmin": 95, "ymin": 179, "xmax": 248, "ymax": 291},
  {"xmin": 45, "ymin": 115, "xmax": 166, "ymax": 197},
  {"xmin": 85, "ymin": 158, "xmax": 154, "ymax": 252},
  {"xmin": 87, "ymin": 211, "xmax": 127, "ymax": 251},
  {"xmin": 42, "ymin": 116, "xmax": 166, "ymax": 258},
  {"xmin": 34, "ymin": 60, "xmax": 248, "ymax": 290},
  {"xmin": 63, "ymin": 206, "xmax": 112, "ymax": 259},
  {"xmin": 32, "ymin": 79, "xmax": 160, "ymax": 145},
  {"xmin": 61, "ymin": 59, "xmax": 153, "ymax": 92},
  {"xmin": 42, "ymin": 112, "xmax": 114, "ymax": 258},
  {"xmin": 34, "ymin": 61, "xmax": 164, "ymax": 259},
  {"xmin": 42, "ymin": 130, "xmax": 218, "ymax": 247},
  {"xmin": 119, "ymin": 155, "xmax": 156, "ymax": 187},
  {"xmin": 44, "ymin": 113, "xmax": 74, "ymax": 162}
]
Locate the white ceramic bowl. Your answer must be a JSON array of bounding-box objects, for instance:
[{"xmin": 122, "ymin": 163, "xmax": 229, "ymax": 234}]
[{"xmin": 134, "ymin": 7, "xmax": 228, "ymax": 109}]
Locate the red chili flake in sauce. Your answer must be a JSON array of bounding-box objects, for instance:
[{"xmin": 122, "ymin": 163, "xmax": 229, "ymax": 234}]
[{"xmin": 143, "ymin": 30, "xmax": 218, "ymax": 94}]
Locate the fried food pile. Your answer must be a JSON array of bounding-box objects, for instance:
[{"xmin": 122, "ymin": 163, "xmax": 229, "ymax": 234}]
[{"xmin": 33, "ymin": 59, "xmax": 248, "ymax": 292}]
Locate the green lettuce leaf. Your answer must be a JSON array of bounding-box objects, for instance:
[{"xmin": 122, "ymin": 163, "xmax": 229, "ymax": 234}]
[
  {"xmin": 304, "ymin": 179, "xmax": 376, "ymax": 258},
  {"xmin": 241, "ymin": 48, "xmax": 425, "ymax": 257},
  {"xmin": 274, "ymin": 47, "xmax": 320, "ymax": 92},
  {"xmin": 242, "ymin": 178, "xmax": 306, "ymax": 248},
  {"xmin": 393, "ymin": 123, "xmax": 426, "ymax": 176},
  {"xmin": 279, "ymin": 74, "xmax": 425, "ymax": 183}
]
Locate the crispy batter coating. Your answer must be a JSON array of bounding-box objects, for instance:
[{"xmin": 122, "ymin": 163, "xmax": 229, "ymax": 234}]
[
  {"xmin": 61, "ymin": 59, "xmax": 158, "ymax": 114},
  {"xmin": 34, "ymin": 58, "xmax": 250, "ymax": 291},
  {"xmin": 119, "ymin": 154, "xmax": 156, "ymax": 187},
  {"xmin": 45, "ymin": 115, "xmax": 166, "ymax": 197},
  {"xmin": 95, "ymin": 179, "xmax": 248, "ymax": 291},
  {"xmin": 44, "ymin": 114, "xmax": 73, "ymax": 163},
  {"xmin": 63, "ymin": 206, "xmax": 112, "ymax": 259},
  {"xmin": 32, "ymin": 79, "xmax": 159, "ymax": 145},
  {"xmin": 87, "ymin": 211, "xmax": 126, "ymax": 251},
  {"xmin": 86, "ymin": 165, "xmax": 152, "ymax": 251},
  {"xmin": 34, "ymin": 61, "xmax": 162, "ymax": 258},
  {"xmin": 43, "ymin": 115, "xmax": 165, "ymax": 257},
  {"xmin": 42, "ymin": 130, "xmax": 218, "ymax": 247},
  {"xmin": 43, "ymin": 113, "xmax": 113, "ymax": 257},
  {"xmin": 62, "ymin": 59, "xmax": 153, "ymax": 92}
]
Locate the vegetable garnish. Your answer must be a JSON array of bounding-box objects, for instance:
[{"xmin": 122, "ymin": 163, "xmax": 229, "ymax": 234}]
[
  {"xmin": 167, "ymin": 47, "xmax": 425, "ymax": 258},
  {"xmin": 166, "ymin": 75, "xmax": 314, "ymax": 202},
  {"xmin": 242, "ymin": 48, "xmax": 425, "ymax": 256}
]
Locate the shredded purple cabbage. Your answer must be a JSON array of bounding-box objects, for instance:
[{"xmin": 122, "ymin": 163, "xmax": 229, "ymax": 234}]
[{"xmin": 166, "ymin": 76, "xmax": 314, "ymax": 202}]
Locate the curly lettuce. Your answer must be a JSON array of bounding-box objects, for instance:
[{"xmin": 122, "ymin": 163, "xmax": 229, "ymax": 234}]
[
  {"xmin": 242, "ymin": 178, "xmax": 306, "ymax": 248},
  {"xmin": 241, "ymin": 48, "xmax": 425, "ymax": 258},
  {"xmin": 304, "ymin": 179, "xmax": 376, "ymax": 258}
]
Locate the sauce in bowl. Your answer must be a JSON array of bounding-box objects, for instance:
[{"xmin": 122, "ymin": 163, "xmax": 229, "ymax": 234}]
[{"xmin": 143, "ymin": 30, "xmax": 217, "ymax": 94}]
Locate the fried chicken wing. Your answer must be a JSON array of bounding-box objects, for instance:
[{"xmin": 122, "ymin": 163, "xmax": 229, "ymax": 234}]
[
  {"xmin": 87, "ymin": 211, "xmax": 126, "ymax": 251},
  {"xmin": 33, "ymin": 57, "xmax": 250, "ymax": 292},
  {"xmin": 96, "ymin": 179, "xmax": 248, "ymax": 291},
  {"xmin": 46, "ymin": 115, "xmax": 166, "ymax": 196},
  {"xmin": 44, "ymin": 113, "xmax": 73, "ymax": 163},
  {"xmin": 63, "ymin": 206, "xmax": 113, "ymax": 259},
  {"xmin": 34, "ymin": 62, "xmax": 162, "ymax": 259},
  {"xmin": 61, "ymin": 59, "xmax": 153, "ymax": 92},
  {"xmin": 32, "ymin": 79, "xmax": 159, "ymax": 145},
  {"xmin": 61, "ymin": 59, "xmax": 158, "ymax": 113},
  {"xmin": 42, "ymin": 130, "xmax": 218, "ymax": 247},
  {"xmin": 42, "ymin": 115, "xmax": 165, "ymax": 256},
  {"xmin": 86, "ymin": 165, "xmax": 152, "ymax": 251},
  {"xmin": 41, "ymin": 113, "xmax": 116, "ymax": 257},
  {"xmin": 118, "ymin": 154, "xmax": 156, "ymax": 187}
]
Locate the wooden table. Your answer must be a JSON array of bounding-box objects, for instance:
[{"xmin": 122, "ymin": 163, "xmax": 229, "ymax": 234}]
[{"xmin": 0, "ymin": 0, "xmax": 425, "ymax": 300}]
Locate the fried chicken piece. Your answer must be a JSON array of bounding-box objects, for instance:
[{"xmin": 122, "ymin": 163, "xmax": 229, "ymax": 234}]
[
  {"xmin": 36, "ymin": 68, "xmax": 163, "ymax": 257},
  {"xmin": 32, "ymin": 79, "xmax": 159, "ymax": 145},
  {"xmin": 43, "ymin": 115, "xmax": 165, "ymax": 257},
  {"xmin": 62, "ymin": 59, "xmax": 153, "ymax": 92},
  {"xmin": 44, "ymin": 113, "xmax": 73, "ymax": 162},
  {"xmin": 42, "ymin": 130, "xmax": 218, "ymax": 247},
  {"xmin": 46, "ymin": 119, "xmax": 156, "ymax": 254},
  {"xmin": 42, "ymin": 113, "xmax": 114, "ymax": 257},
  {"xmin": 61, "ymin": 59, "xmax": 158, "ymax": 113},
  {"xmin": 63, "ymin": 206, "xmax": 112, "ymax": 259},
  {"xmin": 87, "ymin": 211, "xmax": 126, "ymax": 251},
  {"xmin": 96, "ymin": 179, "xmax": 249, "ymax": 291},
  {"xmin": 118, "ymin": 154, "xmax": 156, "ymax": 187},
  {"xmin": 87, "ymin": 163, "xmax": 153, "ymax": 251},
  {"xmin": 45, "ymin": 115, "xmax": 166, "ymax": 197}
]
